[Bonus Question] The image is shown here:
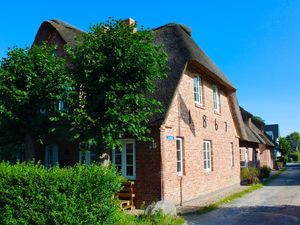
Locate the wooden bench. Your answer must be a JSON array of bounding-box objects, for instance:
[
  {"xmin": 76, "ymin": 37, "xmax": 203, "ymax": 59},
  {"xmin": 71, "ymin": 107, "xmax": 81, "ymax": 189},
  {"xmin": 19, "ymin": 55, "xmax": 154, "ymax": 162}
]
[{"xmin": 116, "ymin": 181, "xmax": 135, "ymax": 210}]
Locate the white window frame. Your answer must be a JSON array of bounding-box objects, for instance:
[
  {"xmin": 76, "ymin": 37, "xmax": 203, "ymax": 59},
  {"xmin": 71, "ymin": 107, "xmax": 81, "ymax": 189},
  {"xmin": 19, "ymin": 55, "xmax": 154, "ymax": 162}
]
[
  {"xmin": 240, "ymin": 147, "xmax": 248, "ymax": 168},
  {"xmin": 213, "ymin": 85, "xmax": 220, "ymax": 112},
  {"xmin": 193, "ymin": 75, "xmax": 203, "ymax": 105},
  {"xmin": 79, "ymin": 150, "xmax": 91, "ymax": 165},
  {"xmin": 112, "ymin": 139, "xmax": 136, "ymax": 180},
  {"xmin": 176, "ymin": 138, "xmax": 183, "ymax": 176},
  {"xmin": 203, "ymin": 141, "xmax": 212, "ymax": 172},
  {"xmin": 45, "ymin": 144, "xmax": 58, "ymax": 168}
]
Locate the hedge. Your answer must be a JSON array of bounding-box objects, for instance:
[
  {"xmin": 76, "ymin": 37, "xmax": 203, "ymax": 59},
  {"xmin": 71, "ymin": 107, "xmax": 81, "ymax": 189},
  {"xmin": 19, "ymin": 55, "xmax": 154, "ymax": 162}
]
[{"xmin": 0, "ymin": 162, "xmax": 123, "ymax": 225}]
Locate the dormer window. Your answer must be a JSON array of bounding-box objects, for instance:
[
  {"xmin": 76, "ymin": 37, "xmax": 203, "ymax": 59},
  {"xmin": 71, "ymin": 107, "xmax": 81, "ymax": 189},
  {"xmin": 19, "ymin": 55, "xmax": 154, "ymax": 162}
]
[
  {"xmin": 193, "ymin": 75, "xmax": 203, "ymax": 105},
  {"xmin": 213, "ymin": 85, "xmax": 220, "ymax": 112}
]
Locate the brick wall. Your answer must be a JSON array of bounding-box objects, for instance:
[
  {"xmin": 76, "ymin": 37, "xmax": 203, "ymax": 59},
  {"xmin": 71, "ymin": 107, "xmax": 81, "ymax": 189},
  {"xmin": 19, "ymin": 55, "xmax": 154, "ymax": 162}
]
[
  {"xmin": 259, "ymin": 144, "xmax": 274, "ymax": 169},
  {"xmin": 160, "ymin": 66, "xmax": 240, "ymax": 205},
  {"xmin": 134, "ymin": 127, "xmax": 162, "ymax": 206}
]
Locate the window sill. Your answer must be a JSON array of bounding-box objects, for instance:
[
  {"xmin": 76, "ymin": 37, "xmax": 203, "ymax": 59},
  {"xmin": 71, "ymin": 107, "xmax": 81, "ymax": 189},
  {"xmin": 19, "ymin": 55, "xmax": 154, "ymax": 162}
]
[
  {"xmin": 204, "ymin": 169, "xmax": 212, "ymax": 173},
  {"xmin": 195, "ymin": 103, "xmax": 205, "ymax": 110},
  {"xmin": 214, "ymin": 111, "xmax": 221, "ymax": 116}
]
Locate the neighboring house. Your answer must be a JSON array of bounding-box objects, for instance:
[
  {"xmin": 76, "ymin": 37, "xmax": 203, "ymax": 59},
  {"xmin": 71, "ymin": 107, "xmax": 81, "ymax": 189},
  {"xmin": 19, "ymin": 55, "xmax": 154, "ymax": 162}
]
[
  {"xmin": 239, "ymin": 107, "xmax": 275, "ymax": 169},
  {"xmin": 265, "ymin": 124, "xmax": 281, "ymax": 159},
  {"xmin": 239, "ymin": 107, "xmax": 260, "ymax": 168},
  {"xmin": 24, "ymin": 18, "xmax": 250, "ymax": 207},
  {"xmin": 252, "ymin": 118, "xmax": 275, "ymax": 169}
]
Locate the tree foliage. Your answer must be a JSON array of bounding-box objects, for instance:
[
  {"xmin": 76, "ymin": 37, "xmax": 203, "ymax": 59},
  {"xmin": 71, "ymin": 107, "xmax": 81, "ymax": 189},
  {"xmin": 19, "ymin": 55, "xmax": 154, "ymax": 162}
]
[
  {"xmin": 279, "ymin": 137, "xmax": 292, "ymax": 162},
  {"xmin": 66, "ymin": 18, "xmax": 168, "ymax": 148},
  {"xmin": 253, "ymin": 116, "xmax": 265, "ymax": 123},
  {"xmin": 0, "ymin": 43, "xmax": 71, "ymax": 146},
  {"xmin": 286, "ymin": 131, "xmax": 300, "ymax": 149}
]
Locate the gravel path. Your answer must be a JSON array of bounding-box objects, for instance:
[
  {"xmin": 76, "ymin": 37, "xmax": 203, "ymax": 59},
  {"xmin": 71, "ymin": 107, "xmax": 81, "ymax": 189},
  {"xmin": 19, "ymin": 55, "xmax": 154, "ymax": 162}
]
[{"xmin": 184, "ymin": 163, "xmax": 300, "ymax": 225}]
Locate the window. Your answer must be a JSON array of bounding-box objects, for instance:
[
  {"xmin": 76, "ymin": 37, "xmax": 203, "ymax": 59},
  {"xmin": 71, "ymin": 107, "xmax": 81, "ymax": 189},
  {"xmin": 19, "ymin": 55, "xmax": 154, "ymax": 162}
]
[
  {"xmin": 176, "ymin": 138, "xmax": 183, "ymax": 176},
  {"xmin": 240, "ymin": 148, "xmax": 248, "ymax": 167},
  {"xmin": 45, "ymin": 144, "xmax": 58, "ymax": 168},
  {"xmin": 58, "ymin": 100, "xmax": 66, "ymax": 111},
  {"xmin": 193, "ymin": 75, "xmax": 203, "ymax": 105},
  {"xmin": 112, "ymin": 140, "xmax": 136, "ymax": 180},
  {"xmin": 213, "ymin": 85, "xmax": 219, "ymax": 112},
  {"xmin": 79, "ymin": 150, "xmax": 91, "ymax": 165},
  {"xmin": 203, "ymin": 141, "xmax": 212, "ymax": 171},
  {"xmin": 266, "ymin": 131, "xmax": 274, "ymax": 140},
  {"xmin": 231, "ymin": 143, "xmax": 234, "ymax": 167}
]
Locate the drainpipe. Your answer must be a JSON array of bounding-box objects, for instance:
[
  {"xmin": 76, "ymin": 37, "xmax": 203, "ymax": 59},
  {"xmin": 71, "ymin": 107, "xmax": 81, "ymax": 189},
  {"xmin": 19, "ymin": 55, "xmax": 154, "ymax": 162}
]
[
  {"xmin": 160, "ymin": 126, "xmax": 165, "ymax": 201},
  {"xmin": 178, "ymin": 94, "xmax": 183, "ymax": 206}
]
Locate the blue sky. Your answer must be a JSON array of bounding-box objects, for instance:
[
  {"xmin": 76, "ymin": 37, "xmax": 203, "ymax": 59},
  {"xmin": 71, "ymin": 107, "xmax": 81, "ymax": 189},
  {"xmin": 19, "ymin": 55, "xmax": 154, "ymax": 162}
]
[{"xmin": 0, "ymin": 0, "xmax": 299, "ymax": 136}]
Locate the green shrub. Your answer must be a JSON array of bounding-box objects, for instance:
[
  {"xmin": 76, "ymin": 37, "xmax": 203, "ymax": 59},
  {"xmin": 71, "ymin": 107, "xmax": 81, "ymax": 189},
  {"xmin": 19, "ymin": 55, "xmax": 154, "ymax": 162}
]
[
  {"xmin": 276, "ymin": 161, "xmax": 283, "ymax": 169},
  {"xmin": 0, "ymin": 162, "xmax": 123, "ymax": 225},
  {"xmin": 241, "ymin": 167, "xmax": 260, "ymax": 185},
  {"xmin": 259, "ymin": 166, "xmax": 271, "ymax": 179},
  {"xmin": 289, "ymin": 152, "xmax": 300, "ymax": 162}
]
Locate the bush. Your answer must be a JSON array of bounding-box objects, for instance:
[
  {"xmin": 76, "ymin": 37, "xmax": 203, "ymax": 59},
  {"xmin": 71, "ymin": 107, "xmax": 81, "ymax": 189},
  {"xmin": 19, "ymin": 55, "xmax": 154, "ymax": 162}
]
[
  {"xmin": 259, "ymin": 166, "xmax": 271, "ymax": 179},
  {"xmin": 241, "ymin": 167, "xmax": 260, "ymax": 185},
  {"xmin": 289, "ymin": 152, "xmax": 300, "ymax": 162},
  {"xmin": 0, "ymin": 162, "xmax": 123, "ymax": 225},
  {"xmin": 276, "ymin": 161, "xmax": 283, "ymax": 169}
]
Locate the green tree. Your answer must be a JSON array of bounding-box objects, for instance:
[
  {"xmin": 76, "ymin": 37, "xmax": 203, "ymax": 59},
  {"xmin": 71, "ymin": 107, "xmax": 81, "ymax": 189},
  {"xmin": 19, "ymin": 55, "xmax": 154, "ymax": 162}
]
[
  {"xmin": 279, "ymin": 137, "xmax": 292, "ymax": 163},
  {"xmin": 0, "ymin": 43, "xmax": 71, "ymax": 150},
  {"xmin": 66, "ymin": 18, "xmax": 168, "ymax": 149},
  {"xmin": 286, "ymin": 131, "xmax": 300, "ymax": 150},
  {"xmin": 253, "ymin": 116, "xmax": 265, "ymax": 123}
]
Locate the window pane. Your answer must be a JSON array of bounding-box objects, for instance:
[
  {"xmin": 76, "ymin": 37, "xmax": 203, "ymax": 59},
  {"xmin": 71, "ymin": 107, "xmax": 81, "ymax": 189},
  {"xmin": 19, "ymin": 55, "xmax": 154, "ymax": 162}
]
[
  {"xmin": 126, "ymin": 155, "xmax": 133, "ymax": 164},
  {"xmin": 115, "ymin": 155, "xmax": 122, "ymax": 164},
  {"xmin": 177, "ymin": 150, "xmax": 181, "ymax": 161},
  {"xmin": 126, "ymin": 143, "xmax": 133, "ymax": 153},
  {"xmin": 177, "ymin": 162, "xmax": 182, "ymax": 172},
  {"xmin": 198, "ymin": 77, "xmax": 202, "ymax": 104},
  {"xmin": 194, "ymin": 77, "xmax": 199, "ymax": 102},
  {"xmin": 176, "ymin": 140, "xmax": 181, "ymax": 150},
  {"xmin": 126, "ymin": 166, "xmax": 133, "ymax": 176}
]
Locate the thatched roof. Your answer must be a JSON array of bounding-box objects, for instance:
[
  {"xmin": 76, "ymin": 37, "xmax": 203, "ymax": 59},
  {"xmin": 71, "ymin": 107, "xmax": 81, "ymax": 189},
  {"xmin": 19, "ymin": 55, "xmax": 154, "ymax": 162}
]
[
  {"xmin": 32, "ymin": 19, "xmax": 247, "ymax": 140},
  {"xmin": 33, "ymin": 19, "xmax": 82, "ymax": 45},
  {"xmin": 240, "ymin": 107, "xmax": 274, "ymax": 147}
]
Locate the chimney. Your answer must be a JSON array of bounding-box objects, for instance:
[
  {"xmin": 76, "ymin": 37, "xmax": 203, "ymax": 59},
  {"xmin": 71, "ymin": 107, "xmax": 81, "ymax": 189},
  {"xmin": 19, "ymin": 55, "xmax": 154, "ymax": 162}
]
[{"xmin": 123, "ymin": 18, "xmax": 137, "ymax": 33}]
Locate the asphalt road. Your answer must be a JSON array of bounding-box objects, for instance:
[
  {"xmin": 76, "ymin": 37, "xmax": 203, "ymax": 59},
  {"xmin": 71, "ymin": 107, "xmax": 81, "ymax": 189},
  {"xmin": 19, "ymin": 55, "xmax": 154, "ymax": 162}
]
[{"xmin": 184, "ymin": 163, "xmax": 300, "ymax": 225}]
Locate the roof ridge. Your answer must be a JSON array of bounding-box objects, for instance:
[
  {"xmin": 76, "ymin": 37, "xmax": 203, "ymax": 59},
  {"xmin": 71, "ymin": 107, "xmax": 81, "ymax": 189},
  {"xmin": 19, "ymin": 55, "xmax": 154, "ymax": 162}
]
[
  {"xmin": 153, "ymin": 23, "xmax": 192, "ymax": 36},
  {"xmin": 50, "ymin": 19, "xmax": 84, "ymax": 32}
]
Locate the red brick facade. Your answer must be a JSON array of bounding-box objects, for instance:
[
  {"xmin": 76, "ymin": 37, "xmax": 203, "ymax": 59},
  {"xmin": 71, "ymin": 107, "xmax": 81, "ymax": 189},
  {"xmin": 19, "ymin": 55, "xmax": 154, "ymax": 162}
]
[
  {"xmin": 158, "ymin": 65, "xmax": 240, "ymax": 205},
  {"xmin": 259, "ymin": 144, "xmax": 274, "ymax": 169}
]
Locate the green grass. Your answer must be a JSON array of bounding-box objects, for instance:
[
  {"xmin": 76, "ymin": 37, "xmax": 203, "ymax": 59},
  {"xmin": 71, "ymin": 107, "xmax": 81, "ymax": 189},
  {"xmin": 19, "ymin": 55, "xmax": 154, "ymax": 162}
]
[
  {"xmin": 195, "ymin": 168, "xmax": 287, "ymax": 215},
  {"xmin": 118, "ymin": 211, "xmax": 185, "ymax": 225}
]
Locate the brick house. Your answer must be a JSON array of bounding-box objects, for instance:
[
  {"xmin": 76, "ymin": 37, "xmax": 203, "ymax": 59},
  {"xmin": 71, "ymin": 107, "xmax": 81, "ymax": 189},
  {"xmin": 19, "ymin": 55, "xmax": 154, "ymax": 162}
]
[
  {"xmin": 28, "ymin": 18, "xmax": 251, "ymax": 206},
  {"xmin": 239, "ymin": 107, "xmax": 275, "ymax": 169}
]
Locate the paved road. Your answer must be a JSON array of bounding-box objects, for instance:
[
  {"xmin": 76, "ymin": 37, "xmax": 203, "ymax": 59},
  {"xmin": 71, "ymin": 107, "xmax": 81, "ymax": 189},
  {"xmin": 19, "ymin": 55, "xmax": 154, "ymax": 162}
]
[{"xmin": 185, "ymin": 163, "xmax": 300, "ymax": 225}]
